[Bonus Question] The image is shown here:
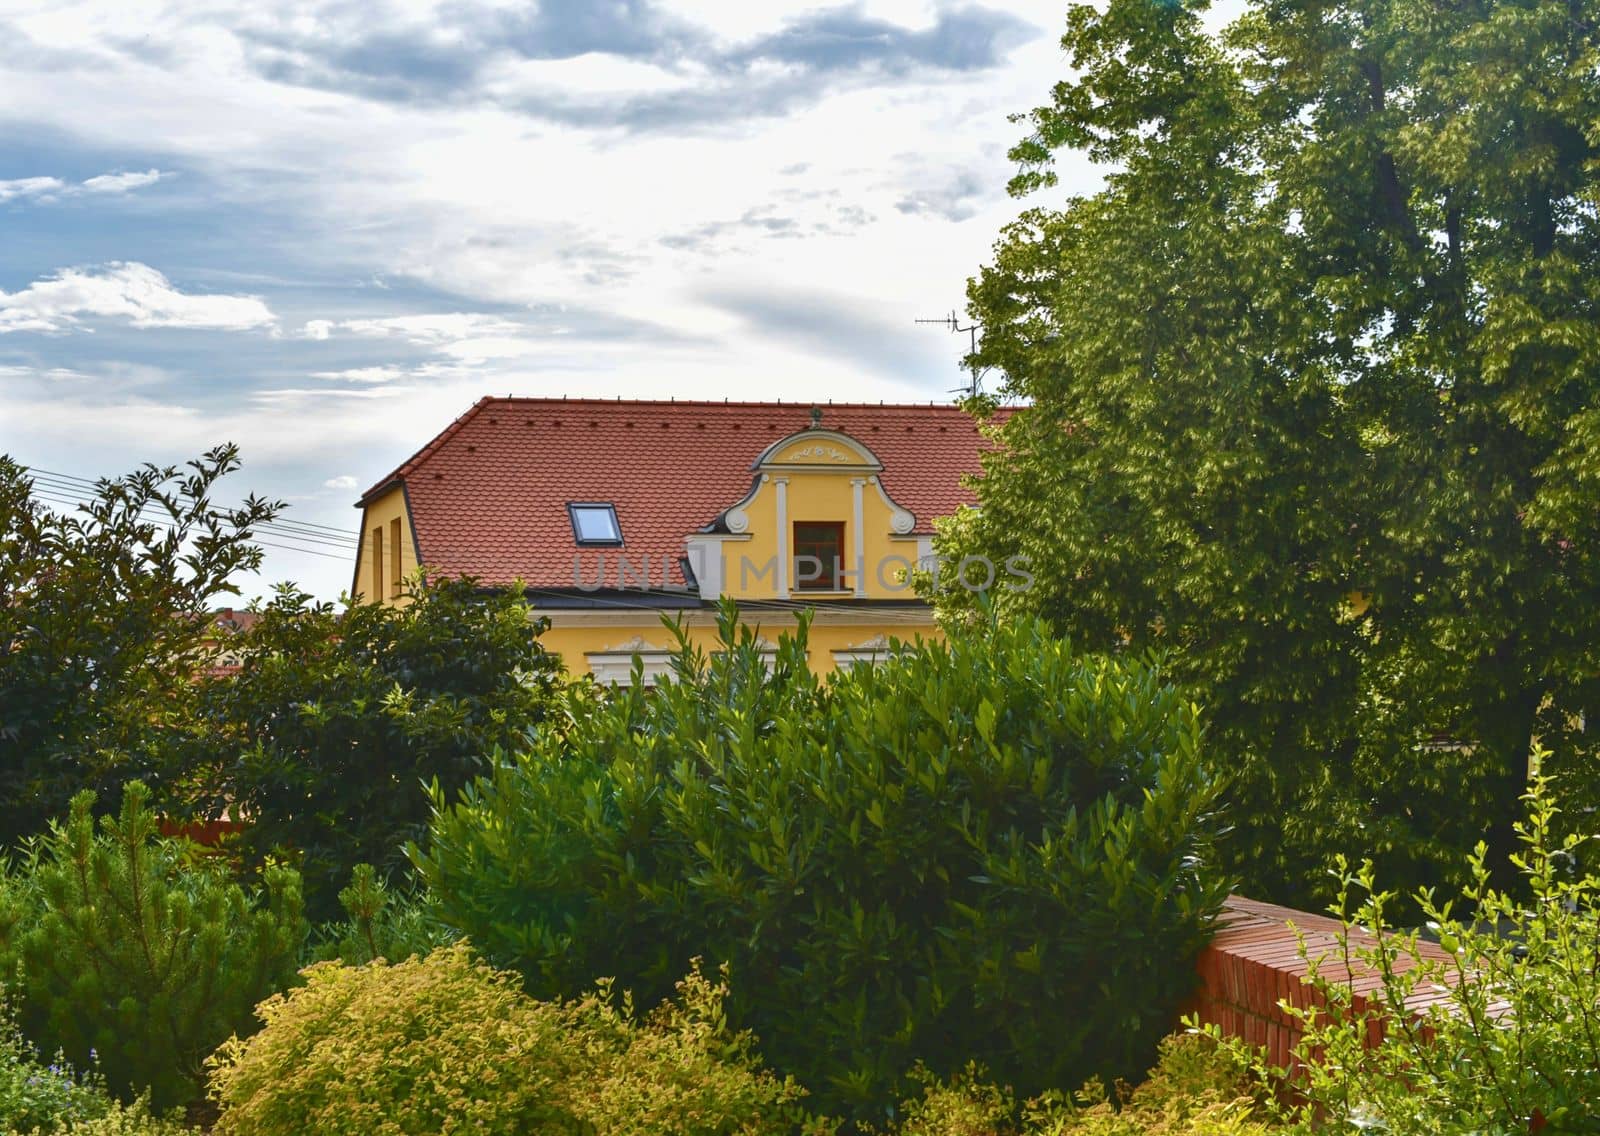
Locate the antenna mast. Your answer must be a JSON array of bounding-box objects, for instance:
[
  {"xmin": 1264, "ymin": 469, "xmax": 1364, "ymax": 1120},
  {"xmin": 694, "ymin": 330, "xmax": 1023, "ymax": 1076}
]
[{"xmin": 915, "ymin": 309, "xmax": 985, "ymax": 398}]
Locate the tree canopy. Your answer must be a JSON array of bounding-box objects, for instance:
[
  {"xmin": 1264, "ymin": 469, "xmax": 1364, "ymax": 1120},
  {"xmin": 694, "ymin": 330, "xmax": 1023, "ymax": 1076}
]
[
  {"xmin": 0, "ymin": 447, "xmax": 279, "ymax": 844},
  {"xmin": 941, "ymin": 0, "xmax": 1600, "ymax": 904},
  {"xmin": 186, "ymin": 576, "xmax": 564, "ymax": 918}
]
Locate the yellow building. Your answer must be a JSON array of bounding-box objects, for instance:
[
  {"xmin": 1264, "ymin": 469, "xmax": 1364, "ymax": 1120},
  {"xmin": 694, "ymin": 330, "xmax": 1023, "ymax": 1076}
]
[{"xmin": 352, "ymin": 398, "xmax": 1003, "ymax": 681}]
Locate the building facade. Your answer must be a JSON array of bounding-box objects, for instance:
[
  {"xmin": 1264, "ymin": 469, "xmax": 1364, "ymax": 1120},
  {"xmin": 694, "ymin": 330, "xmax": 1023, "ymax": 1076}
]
[{"xmin": 352, "ymin": 397, "xmax": 1001, "ymax": 681}]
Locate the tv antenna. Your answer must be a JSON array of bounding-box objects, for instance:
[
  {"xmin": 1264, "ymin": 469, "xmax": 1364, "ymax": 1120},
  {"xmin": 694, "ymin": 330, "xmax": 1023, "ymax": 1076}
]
[{"xmin": 915, "ymin": 309, "xmax": 986, "ymax": 398}]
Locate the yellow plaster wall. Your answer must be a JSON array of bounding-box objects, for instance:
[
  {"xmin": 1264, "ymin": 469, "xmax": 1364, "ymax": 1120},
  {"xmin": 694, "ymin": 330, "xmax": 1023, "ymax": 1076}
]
[
  {"xmin": 352, "ymin": 485, "xmax": 418, "ymax": 606},
  {"xmin": 538, "ymin": 611, "xmax": 942, "ymax": 679}
]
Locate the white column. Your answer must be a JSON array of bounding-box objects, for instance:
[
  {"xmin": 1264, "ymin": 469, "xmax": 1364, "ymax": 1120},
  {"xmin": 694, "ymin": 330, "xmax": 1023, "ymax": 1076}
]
[
  {"xmin": 774, "ymin": 477, "xmax": 790, "ymax": 598},
  {"xmin": 850, "ymin": 477, "xmax": 867, "ymax": 596}
]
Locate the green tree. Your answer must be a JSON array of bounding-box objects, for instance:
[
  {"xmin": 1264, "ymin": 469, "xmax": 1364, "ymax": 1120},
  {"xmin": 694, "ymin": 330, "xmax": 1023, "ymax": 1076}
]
[
  {"xmin": 184, "ymin": 575, "xmax": 562, "ymax": 918},
  {"xmin": 0, "ymin": 448, "xmax": 279, "ymax": 845},
  {"xmin": 414, "ymin": 603, "xmax": 1228, "ymax": 1121},
  {"xmin": 942, "ymin": 0, "xmax": 1600, "ymax": 906}
]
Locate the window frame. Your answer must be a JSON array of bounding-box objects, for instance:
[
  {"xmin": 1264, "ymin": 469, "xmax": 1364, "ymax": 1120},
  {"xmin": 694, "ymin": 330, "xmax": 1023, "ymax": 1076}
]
[
  {"xmin": 389, "ymin": 517, "xmax": 403, "ymax": 597},
  {"xmin": 370, "ymin": 525, "xmax": 385, "ymax": 602},
  {"xmin": 567, "ymin": 502, "xmax": 624, "ymax": 546},
  {"xmin": 792, "ymin": 520, "xmax": 846, "ymax": 592}
]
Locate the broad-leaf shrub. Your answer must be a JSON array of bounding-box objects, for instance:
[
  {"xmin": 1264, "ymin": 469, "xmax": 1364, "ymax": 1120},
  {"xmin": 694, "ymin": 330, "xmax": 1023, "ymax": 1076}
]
[
  {"xmin": 1223, "ymin": 774, "xmax": 1600, "ymax": 1133},
  {"xmin": 182, "ymin": 574, "xmax": 562, "ymax": 918},
  {"xmin": 415, "ymin": 604, "xmax": 1229, "ymax": 1119},
  {"xmin": 208, "ymin": 943, "xmax": 809, "ymax": 1136},
  {"xmin": 0, "ymin": 783, "xmax": 304, "ymax": 1111}
]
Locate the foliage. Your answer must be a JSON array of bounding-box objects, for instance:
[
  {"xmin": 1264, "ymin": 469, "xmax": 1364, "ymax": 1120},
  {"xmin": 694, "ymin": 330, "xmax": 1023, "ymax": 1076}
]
[
  {"xmin": 943, "ymin": 0, "xmax": 1600, "ymax": 906},
  {"xmin": 181, "ymin": 573, "xmax": 562, "ymax": 918},
  {"xmin": 414, "ymin": 601, "xmax": 1229, "ymax": 1121},
  {"xmin": 885, "ymin": 1035, "xmax": 1271, "ymax": 1136},
  {"xmin": 208, "ymin": 943, "xmax": 809, "ymax": 1136},
  {"xmin": 305, "ymin": 863, "xmax": 457, "ymax": 967},
  {"xmin": 0, "ymin": 1002, "xmax": 111, "ymax": 1135},
  {"xmin": 0, "ymin": 783, "xmax": 304, "ymax": 1112},
  {"xmin": 1223, "ymin": 776, "xmax": 1600, "ymax": 1134},
  {"xmin": 26, "ymin": 1098, "xmax": 190, "ymax": 1136},
  {"xmin": 0, "ymin": 447, "xmax": 279, "ymax": 846}
]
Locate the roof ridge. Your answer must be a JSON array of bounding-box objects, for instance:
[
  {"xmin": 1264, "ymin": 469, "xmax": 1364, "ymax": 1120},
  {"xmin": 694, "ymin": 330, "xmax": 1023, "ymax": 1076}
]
[
  {"xmin": 357, "ymin": 395, "xmax": 1020, "ymax": 503},
  {"xmin": 472, "ymin": 396, "xmax": 1008, "ymax": 410}
]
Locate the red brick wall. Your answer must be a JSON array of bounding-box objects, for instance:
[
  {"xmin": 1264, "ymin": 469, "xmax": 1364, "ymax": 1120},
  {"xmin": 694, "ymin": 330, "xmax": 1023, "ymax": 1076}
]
[
  {"xmin": 1189, "ymin": 895, "xmax": 1457, "ymax": 1069},
  {"xmin": 158, "ymin": 817, "xmax": 246, "ymax": 845}
]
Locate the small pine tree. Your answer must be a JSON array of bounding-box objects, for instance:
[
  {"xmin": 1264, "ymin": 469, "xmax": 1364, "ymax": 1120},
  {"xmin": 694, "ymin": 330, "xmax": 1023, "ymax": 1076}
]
[{"xmin": 0, "ymin": 782, "xmax": 305, "ymax": 1111}]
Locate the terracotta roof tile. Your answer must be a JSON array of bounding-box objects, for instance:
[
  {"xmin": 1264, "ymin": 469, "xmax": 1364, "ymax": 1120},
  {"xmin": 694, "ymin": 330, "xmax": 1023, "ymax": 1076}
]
[{"xmin": 362, "ymin": 397, "xmax": 1009, "ymax": 589}]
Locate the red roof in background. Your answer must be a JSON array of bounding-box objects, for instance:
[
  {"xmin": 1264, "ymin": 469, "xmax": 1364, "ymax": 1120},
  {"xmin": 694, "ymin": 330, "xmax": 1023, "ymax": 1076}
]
[{"xmin": 361, "ymin": 397, "xmax": 1008, "ymax": 590}]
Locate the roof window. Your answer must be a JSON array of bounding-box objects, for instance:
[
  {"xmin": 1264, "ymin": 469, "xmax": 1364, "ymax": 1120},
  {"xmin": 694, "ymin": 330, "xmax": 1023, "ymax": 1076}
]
[{"xmin": 568, "ymin": 503, "xmax": 622, "ymax": 545}]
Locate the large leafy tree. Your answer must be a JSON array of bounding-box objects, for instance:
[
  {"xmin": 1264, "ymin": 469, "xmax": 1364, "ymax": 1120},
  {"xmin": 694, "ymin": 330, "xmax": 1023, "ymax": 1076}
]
[
  {"xmin": 0, "ymin": 448, "xmax": 278, "ymax": 844},
  {"xmin": 942, "ymin": 0, "xmax": 1600, "ymax": 904},
  {"xmin": 185, "ymin": 576, "xmax": 563, "ymax": 918}
]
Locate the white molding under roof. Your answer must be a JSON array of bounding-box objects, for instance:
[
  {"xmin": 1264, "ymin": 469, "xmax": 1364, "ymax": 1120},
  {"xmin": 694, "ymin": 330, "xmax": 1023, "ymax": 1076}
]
[
  {"xmin": 831, "ymin": 632, "xmax": 903, "ymax": 668},
  {"xmin": 584, "ymin": 634, "xmax": 675, "ymax": 686}
]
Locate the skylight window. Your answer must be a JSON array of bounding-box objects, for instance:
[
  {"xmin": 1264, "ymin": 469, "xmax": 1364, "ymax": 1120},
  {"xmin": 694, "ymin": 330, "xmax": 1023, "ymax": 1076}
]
[{"xmin": 569, "ymin": 503, "xmax": 622, "ymax": 545}]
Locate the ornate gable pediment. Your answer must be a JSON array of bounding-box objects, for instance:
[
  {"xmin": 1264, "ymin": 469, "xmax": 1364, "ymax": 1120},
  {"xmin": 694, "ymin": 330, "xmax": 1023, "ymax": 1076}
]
[{"xmin": 753, "ymin": 429, "xmax": 882, "ymax": 472}]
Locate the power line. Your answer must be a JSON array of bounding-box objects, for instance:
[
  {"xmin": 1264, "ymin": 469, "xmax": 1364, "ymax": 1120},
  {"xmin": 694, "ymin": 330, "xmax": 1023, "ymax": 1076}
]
[
  {"xmin": 25, "ymin": 488, "xmax": 355, "ymax": 562},
  {"xmin": 21, "ymin": 467, "xmax": 359, "ymax": 550},
  {"xmin": 25, "ymin": 480, "xmax": 357, "ymax": 552},
  {"xmin": 21, "ymin": 465, "xmax": 360, "ymax": 541},
  {"xmin": 27, "ymin": 470, "xmax": 359, "ymax": 545}
]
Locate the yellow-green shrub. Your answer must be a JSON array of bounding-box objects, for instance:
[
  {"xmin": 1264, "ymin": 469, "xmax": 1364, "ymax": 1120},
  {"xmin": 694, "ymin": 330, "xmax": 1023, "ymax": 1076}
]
[
  {"xmin": 1039, "ymin": 1034, "xmax": 1275, "ymax": 1136},
  {"xmin": 208, "ymin": 943, "xmax": 808, "ymax": 1136},
  {"xmin": 30, "ymin": 1098, "xmax": 189, "ymax": 1136},
  {"xmin": 887, "ymin": 1036, "xmax": 1277, "ymax": 1136}
]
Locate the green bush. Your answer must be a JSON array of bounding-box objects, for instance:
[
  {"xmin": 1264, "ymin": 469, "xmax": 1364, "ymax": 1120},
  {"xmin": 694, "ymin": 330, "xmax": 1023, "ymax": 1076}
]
[
  {"xmin": 0, "ymin": 783, "xmax": 304, "ymax": 1112},
  {"xmin": 414, "ymin": 603, "xmax": 1229, "ymax": 1120},
  {"xmin": 305, "ymin": 864, "xmax": 458, "ymax": 967},
  {"xmin": 208, "ymin": 943, "xmax": 808, "ymax": 1136},
  {"xmin": 1222, "ymin": 773, "xmax": 1600, "ymax": 1134}
]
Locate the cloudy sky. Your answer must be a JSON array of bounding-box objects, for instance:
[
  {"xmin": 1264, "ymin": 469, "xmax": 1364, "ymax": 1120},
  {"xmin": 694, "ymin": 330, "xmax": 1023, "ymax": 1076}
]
[{"xmin": 0, "ymin": 0, "xmax": 1107, "ymax": 600}]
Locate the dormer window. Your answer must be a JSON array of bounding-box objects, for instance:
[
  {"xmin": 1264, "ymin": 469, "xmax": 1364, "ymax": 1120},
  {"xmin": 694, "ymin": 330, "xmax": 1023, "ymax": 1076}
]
[
  {"xmin": 793, "ymin": 521, "xmax": 844, "ymax": 591},
  {"xmin": 569, "ymin": 503, "xmax": 622, "ymax": 545}
]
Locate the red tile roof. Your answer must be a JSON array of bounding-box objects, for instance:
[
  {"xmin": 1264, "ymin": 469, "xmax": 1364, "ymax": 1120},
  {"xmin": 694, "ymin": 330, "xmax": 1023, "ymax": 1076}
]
[{"xmin": 361, "ymin": 397, "xmax": 1006, "ymax": 590}]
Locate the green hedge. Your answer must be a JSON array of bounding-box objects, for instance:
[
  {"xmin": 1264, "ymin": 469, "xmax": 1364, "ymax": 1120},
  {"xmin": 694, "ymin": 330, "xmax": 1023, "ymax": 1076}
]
[{"xmin": 414, "ymin": 605, "xmax": 1229, "ymax": 1121}]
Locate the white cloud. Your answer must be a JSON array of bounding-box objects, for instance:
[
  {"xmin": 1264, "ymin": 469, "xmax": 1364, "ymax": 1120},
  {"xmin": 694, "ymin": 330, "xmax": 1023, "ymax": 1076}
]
[
  {"xmin": 0, "ymin": 176, "xmax": 66, "ymax": 203},
  {"xmin": 0, "ymin": 262, "xmax": 277, "ymax": 334},
  {"xmin": 79, "ymin": 168, "xmax": 166, "ymax": 194},
  {"xmin": 323, "ymin": 474, "xmax": 359, "ymax": 489},
  {"xmin": 310, "ymin": 365, "xmax": 407, "ymax": 383},
  {"xmin": 309, "ymin": 312, "xmax": 526, "ymax": 343},
  {"xmin": 0, "ymin": 169, "xmax": 167, "ymax": 204}
]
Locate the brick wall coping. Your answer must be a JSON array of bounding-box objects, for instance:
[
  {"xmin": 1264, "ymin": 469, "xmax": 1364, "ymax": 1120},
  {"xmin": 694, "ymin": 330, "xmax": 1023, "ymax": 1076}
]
[{"xmin": 1193, "ymin": 894, "xmax": 1465, "ymax": 1068}]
